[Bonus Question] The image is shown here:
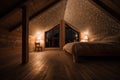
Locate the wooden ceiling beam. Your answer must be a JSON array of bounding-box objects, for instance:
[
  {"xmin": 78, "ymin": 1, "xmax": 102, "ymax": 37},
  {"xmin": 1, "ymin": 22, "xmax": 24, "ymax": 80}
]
[
  {"xmin": 9, "ymin": 0, "xmax": 61, "ymax": 32},
  {"xmin": 22, "ymin": 5, "xmax": 29, "ymax": 64},
  {"xmin": 0, "ymin": 0, "xmax": 30, "ymax": 20},
  {"xmin": 89, "ymin": 0, "xmax": 120, "ymax": 22}
]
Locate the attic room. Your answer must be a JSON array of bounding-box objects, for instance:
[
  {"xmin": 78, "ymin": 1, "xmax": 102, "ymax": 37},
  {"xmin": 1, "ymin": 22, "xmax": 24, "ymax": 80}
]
[{"xmin": 0, "ymin": 0, "xmax": 120, "ymax": 80}]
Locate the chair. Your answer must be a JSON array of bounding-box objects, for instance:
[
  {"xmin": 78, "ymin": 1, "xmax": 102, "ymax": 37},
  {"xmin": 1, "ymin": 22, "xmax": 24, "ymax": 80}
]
[{"xmin": 34, "ymin": 42, "xmax": 42, "ymax": 51}]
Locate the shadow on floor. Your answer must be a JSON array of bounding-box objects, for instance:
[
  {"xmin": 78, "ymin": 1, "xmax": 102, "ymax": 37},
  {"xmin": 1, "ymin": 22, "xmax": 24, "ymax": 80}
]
[{"xmin": 78, "ymin": 56, "xmax": 120, "ymax": 61}]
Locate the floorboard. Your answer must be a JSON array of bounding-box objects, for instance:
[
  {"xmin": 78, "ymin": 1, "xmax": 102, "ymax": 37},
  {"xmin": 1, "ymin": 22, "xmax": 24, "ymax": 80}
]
[{"xmin": 0, "ymin": 50, "xmax": 120, "ymax": 80}]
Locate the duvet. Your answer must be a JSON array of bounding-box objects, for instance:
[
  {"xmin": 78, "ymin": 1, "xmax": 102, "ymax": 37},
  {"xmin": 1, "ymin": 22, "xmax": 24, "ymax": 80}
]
[{"xmin": 63, "ymin": 41, "xmax": 120, "ymax": 62}]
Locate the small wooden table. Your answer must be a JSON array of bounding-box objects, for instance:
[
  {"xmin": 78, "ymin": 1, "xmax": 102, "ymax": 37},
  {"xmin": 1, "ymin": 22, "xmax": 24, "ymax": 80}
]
[{"xmin": 34, "ymin": 42, "xmax": 42, "ymax": 51}]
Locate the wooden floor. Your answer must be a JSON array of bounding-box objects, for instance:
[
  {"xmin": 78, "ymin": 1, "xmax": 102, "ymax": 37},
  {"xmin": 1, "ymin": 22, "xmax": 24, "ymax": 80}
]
[{"xmin": 0, "ymin": 50, "xmax": 120, "ymax": 80}]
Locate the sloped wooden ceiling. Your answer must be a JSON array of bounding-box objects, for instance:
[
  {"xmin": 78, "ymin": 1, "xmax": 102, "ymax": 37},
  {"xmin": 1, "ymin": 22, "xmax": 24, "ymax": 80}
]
[
  {"xmin": 1, "ymin": 0, "xmax": 120, "ymax": 38},
  {"xmin": 0, "ymin": 0, "xmax": 25, "ymax": 18},
  {"xmin": 91, "ymin": 0, "xmax": 120, "ymax": 21},
  {"xmin": 29, "ymin": 0, "xmax": 67, "ymax": 35},
  {"xmin": 0, "ymin": 0, "xmax": 61, "ymax": 30},
  {"xmin": 96, "ymin": 0, "xmax": 120, "ymax": 14},
  {"xmin": 64, "ymin": 0, "xmax": 120, "ymax": 41}
]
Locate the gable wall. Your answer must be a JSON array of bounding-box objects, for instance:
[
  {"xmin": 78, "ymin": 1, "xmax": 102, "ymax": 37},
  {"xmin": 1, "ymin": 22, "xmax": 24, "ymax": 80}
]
[
  {"xmin": 64, "ymin": 0, "xmax": 120, "ymax": 41},
  {"xmin": 29, "ymin": 0, "xmax": 67, "ymax": 50}
]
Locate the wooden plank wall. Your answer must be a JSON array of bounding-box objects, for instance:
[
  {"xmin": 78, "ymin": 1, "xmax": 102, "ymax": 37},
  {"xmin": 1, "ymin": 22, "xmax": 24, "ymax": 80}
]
[
  {"xmin": 29, "ymin": 35, "xmax": 35, "ymax": 52},
  {"xmin": 0, "ymin": 28, "xmax": 22, "ymax": 65}
]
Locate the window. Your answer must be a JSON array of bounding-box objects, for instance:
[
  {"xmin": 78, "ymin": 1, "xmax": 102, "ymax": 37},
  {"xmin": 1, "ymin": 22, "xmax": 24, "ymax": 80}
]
[
  {"xmin": 65, "ymin": 24, "xmax": 79, "ymax": 43},
  {"xmin": 45, "ymin": 24, "xmax": 60, "ymax": 48}
]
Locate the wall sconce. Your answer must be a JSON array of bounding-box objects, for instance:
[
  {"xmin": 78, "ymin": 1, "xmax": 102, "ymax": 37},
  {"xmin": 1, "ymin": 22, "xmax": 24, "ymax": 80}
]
[{"xmin": 81, "ymin": 31, "xmax": 89, "ymax": 42}]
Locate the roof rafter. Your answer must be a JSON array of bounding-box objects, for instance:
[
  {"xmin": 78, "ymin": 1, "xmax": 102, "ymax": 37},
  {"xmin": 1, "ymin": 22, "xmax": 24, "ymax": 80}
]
[
  {"xmin": 0, "ymin": 0, "xmax": 30, "ymax": 19},
  {"xmin": 9, "ymin": 0, "xmax": 61, "ymax": 32},
  {"xmin": 89, "ymin": 0, "xmax": 120, "ymax": 23}
]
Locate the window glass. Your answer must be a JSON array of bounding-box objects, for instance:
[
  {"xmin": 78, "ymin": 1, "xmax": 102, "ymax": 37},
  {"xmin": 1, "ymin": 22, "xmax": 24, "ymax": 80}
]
[
  {"xmin": 45, "ymin": 24, "xmax": 60, "ymax": 47},
  {"xmin": 65, "ymin": 24, "xmax": 79, "ymax": 43}
]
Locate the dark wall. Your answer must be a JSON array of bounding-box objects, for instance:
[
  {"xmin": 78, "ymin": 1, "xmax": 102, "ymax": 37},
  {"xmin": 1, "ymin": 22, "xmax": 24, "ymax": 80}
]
[{"xmin": 0, "ymin": 28, "xmax": 22, "ymax": 66}]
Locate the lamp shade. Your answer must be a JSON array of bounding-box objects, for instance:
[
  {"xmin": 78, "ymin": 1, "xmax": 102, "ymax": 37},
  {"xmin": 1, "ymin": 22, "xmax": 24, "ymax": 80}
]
[{"xmin": 36, "ymin": 32, "xmax": 41, "ymax": 43}]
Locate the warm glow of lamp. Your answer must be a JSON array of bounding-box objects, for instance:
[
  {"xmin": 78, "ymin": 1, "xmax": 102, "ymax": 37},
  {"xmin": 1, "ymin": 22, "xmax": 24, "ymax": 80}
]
[
  {"xmin": 84, "ymin": 35, "xmax": 88, "ymax": 40},
  {"xmin": 75, "ymin": 34, "xmax": 78, "ymax": 37},
  {"xmin": 81, "ymin": 31, "xmax": 89, "ymax": 42},
  {"xmin": 36, "ymin": 32, "xmax": 41, "ymax": 43},
  {"xmin": 84, "ymin": 31, "xmax": 88, "ymax": 35}
]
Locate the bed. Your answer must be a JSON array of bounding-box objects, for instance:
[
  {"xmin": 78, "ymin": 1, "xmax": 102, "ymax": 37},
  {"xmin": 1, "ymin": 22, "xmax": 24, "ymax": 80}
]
[{"xmin": 63, "ymin": 36, "xmax": 120, "ymax": 62}]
